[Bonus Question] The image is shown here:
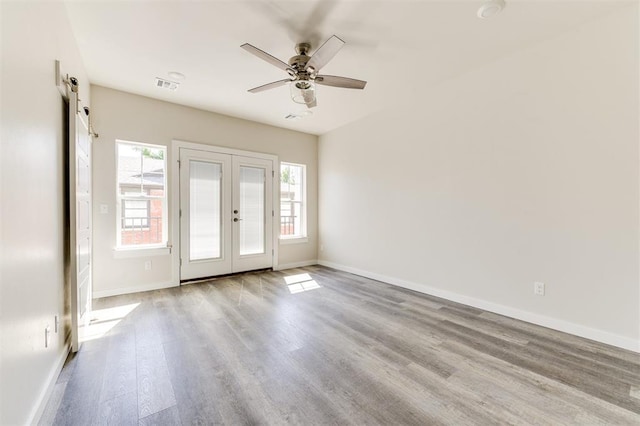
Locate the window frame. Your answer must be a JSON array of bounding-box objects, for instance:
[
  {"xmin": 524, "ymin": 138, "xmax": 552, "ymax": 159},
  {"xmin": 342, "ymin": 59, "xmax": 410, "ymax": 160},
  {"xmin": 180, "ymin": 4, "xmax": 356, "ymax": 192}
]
[
  {"xmin": 279, "ymin": 162, "xmax": 307, "ymax": 241},
  {"xmin": 116, "ymin": 140, "xmax": 168, "ymax": 249}
]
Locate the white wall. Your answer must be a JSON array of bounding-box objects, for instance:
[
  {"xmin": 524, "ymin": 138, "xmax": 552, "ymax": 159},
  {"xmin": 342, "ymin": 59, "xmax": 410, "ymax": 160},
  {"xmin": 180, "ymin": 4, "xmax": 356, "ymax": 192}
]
[
  {"xmin": 319, "ymin": 5, "xmax": 639, "ymax": 351},
  {"xmin": 91, "ymin": 86, "xmax": 318, "ymax": 297},
  {"xmin": 0, "ymin": 1, "xmax": 90, "ymax": 424}
]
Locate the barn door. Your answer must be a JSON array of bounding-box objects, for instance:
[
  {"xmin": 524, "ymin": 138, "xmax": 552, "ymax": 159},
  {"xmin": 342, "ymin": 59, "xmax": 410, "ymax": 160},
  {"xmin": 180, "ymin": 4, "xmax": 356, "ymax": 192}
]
[{"xmin": 69, "ymin": 90, "xmax": 92, "ymax": 353}]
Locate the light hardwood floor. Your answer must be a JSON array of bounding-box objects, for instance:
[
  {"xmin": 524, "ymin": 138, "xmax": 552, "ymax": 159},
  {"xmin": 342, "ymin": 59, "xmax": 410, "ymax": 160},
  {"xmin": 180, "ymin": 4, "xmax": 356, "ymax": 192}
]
[{"xmin": 40, "ymin": 265, "xmax": 640, "ymax": 425}]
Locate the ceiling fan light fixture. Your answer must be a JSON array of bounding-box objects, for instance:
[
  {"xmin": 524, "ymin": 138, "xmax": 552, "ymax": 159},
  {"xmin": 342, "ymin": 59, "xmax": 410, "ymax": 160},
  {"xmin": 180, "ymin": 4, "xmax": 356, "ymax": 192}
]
[
  {"xmin": 477, "ymin": 0, "xmax": 506, "ymax": 19},
  {"xmin": 290, "ymin": 80, "xmax": 316, "ymax": 104}
]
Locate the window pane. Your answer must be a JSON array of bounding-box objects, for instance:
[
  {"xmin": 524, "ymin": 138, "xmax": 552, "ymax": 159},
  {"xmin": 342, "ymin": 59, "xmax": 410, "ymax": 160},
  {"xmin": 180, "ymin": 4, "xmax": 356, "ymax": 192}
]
[
  {"xmin": 190, "ymin": 161, "xmax": 221, "ymax": 260},
  {"xmin": 280, "ymin": 164, "xmax": 302, "ymax": 202},
  {"xmin": 117, "ymin": 143, "xmax": 165, "ymax": 194},
  {"xmin": 239, "ymin": 166, "xmax": 264, "ymax": 255}
]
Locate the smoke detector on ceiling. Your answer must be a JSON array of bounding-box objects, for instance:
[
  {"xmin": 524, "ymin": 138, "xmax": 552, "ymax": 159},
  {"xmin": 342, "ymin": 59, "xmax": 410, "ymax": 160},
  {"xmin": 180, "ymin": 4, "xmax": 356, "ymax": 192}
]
[
  {"xmin": 155, "ymin": 77, "xmax": 180, "ymax": 91},
  {"xmin": 478, "ymin": 0, "xmax": 506, "ymax": 19}
]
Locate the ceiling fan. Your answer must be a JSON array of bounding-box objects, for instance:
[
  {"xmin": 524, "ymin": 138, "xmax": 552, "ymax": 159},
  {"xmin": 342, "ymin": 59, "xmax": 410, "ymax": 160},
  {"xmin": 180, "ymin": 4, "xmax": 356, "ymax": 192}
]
[{"xmin": 241, "ymin": 35, "xmax": 367, "ymax": 109}]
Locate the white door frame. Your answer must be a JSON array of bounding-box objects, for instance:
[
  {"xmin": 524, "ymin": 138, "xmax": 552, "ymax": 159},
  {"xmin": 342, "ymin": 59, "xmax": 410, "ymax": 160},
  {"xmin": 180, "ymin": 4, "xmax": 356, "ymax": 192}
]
[{"xmin": 170, "ymin": 140, "xmax": 280, "ymax": 285}]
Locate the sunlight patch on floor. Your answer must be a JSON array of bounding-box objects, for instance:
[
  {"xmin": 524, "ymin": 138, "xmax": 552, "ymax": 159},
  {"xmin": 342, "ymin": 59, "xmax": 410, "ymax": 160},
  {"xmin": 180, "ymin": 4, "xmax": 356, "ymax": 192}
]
[
  {"xmin": 82, "ymin": 302, "xmax": 140, "ymax": 342},
  {"xmin": 284, "ymin": 273, "xmax": 321, "ymax": 294},
  {"xmin": 284, "ymin": 273, "xmax": 312, "ymax": 285}
]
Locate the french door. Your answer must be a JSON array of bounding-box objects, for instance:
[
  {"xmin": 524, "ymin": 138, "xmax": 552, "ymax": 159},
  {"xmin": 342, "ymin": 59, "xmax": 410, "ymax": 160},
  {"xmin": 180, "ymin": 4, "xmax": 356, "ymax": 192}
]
[{"xmin": 179, "ymin": 148, "xmax": 273, "ymax": 280}]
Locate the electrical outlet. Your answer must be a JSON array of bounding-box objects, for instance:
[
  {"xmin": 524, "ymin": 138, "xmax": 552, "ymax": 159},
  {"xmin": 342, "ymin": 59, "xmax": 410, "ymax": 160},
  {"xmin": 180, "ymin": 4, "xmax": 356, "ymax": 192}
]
[
  {"xmin": 534, "ymin": 282, "xmax": 545, "ymax": 296},
  {"xmin": 45, "ymin": 326, "xmax": 51, "ymax": 348},
  {"xmin": 144, "ymin": 260, "xmax": 152, "ymax": 271}
]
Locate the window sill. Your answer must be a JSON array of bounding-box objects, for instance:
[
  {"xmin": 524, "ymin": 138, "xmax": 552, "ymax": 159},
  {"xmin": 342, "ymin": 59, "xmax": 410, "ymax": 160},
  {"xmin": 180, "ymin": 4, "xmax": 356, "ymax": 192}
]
[
  {"xmin": 279, "ymin": 237, "xmax": 308, "ymax": 245},
  {"xmin": 113, "ymin": 246, "xmax": 171, "ymax": 259}
]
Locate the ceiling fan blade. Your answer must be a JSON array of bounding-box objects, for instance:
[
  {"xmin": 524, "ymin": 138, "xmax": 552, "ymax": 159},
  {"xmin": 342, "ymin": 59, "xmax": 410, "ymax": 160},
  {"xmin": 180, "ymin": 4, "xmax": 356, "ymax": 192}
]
[
  {"xmin": 315, "ymin": 75, "xmax": 367, "ymax": 89},
  {"xmin": 241, "ymin": 43, "xmax": 292, "ymax": 72},
  {"xmin": 305, "ymin": 35, "xmax": 345, "ymax": 72},
  {"xmin": 248, "ymin": 79, "xmax": 292, "ymax": 93}
]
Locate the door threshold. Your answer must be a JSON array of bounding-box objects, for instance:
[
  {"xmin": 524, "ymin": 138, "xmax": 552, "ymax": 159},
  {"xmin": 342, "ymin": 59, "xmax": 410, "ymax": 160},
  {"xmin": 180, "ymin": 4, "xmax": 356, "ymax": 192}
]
[{"xmin": 180, "ymin": 268, "xmax": 273, "ymax": 285}]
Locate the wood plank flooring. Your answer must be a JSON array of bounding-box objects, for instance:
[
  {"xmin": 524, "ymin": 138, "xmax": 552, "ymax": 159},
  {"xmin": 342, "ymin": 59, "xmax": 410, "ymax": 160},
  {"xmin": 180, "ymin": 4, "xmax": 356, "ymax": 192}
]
[{"xmin": 40, "ymin": 265, "xmax": 640, "ymax": 425}]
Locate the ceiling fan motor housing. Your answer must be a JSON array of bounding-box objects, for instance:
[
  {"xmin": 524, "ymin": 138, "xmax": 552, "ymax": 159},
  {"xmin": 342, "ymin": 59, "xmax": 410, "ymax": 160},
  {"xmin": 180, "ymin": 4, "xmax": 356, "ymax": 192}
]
[
  {"xmin": 289, "ymin": 42, "xmax": 316, "ymax": 78},
  {"xmin": 289, "ymin": 56, "xmax": 310, "ymax": 73}
]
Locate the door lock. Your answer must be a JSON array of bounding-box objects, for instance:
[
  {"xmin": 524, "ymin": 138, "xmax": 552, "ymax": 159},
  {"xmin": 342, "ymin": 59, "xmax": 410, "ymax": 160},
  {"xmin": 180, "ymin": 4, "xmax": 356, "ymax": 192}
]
[{"xmin": 233, "ymin": 209, "xmax": 239, "ymax": 214}]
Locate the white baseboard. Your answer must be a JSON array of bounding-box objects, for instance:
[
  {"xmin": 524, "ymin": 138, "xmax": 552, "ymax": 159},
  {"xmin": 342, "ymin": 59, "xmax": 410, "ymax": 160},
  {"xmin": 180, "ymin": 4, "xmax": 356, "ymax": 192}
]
[
  {"xmin": 93, "ymin": 281, "xmax": 177, "ymax": 299},
  {"xmin": 318, "ymin": 260, "xmax": 640, "ymax": 353},
  {"xmin": 274, "ymin": 259, "xmax": 318, "ymax": 271},
  {"xmin": 29, "ymin": 341, "xmax": 71, "ymax": 425}
]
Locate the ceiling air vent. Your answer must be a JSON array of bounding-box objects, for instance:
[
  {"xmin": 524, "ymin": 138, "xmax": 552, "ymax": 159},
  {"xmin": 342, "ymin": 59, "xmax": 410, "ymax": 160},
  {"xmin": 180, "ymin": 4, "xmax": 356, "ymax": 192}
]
[
  {"xmin": 285, "ymin": 110, "xmax": 313, "ymax": 120},
  {"xmin": 155, "ymin": 77, "xmax": 179, "ymax": 91}
]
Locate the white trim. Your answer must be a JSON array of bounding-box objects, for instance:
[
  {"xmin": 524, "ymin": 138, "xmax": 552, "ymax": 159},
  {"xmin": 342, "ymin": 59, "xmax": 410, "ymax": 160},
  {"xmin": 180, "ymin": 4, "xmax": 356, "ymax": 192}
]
[
  {"xmin": 317, "ymin": 260, "xmax": 640, "ymax": 353},
  {"xmin": 172, "ymin": 139, "xmax": 278, "ymax": 161},
  {"xmin": 279, "ymin": 237, "xmax": 309, "ymax": 245},
  {"xmin": 171, "ymin": 142, "xmax": 181, "ymax": 287},
  {"xmin": 637, "ymin": 0, "xmax": 640, "ymax": 364},
  {"xmin": 113, "ymin": 246, "xmax": 171, "ymax": 258},
  {"xmin": 93, "ymin": 281, "xmax": 177, "ymax": 299},
  {"xmin": 30, "ymin": 342, "xmax": 71, "ymax": 425},
  {"xmin": 274, "ymin": 259, "xmax": 317, "ymax": 271}
]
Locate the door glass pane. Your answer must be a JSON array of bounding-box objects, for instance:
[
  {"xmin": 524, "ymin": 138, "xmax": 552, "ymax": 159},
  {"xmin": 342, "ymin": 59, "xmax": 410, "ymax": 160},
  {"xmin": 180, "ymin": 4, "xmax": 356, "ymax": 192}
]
[
  {"xmin": 190, "ymin": 161, "xmax": 221, "ymax": 260},
  {"xmin": 239, "ymin": 166, "xmax": 264, "ymax": 255}
]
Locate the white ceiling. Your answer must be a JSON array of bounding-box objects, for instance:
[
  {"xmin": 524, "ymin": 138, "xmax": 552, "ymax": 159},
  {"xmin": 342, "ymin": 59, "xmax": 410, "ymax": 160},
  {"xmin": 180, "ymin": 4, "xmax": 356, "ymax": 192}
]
[{"xmin": 64, "ymin": 0, "xmax": 626, "ymax": 136}]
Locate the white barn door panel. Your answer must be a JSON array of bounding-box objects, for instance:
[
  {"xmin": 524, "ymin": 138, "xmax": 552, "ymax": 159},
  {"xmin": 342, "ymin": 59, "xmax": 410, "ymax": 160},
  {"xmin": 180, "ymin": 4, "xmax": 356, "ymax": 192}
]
[{"xmin": 69, "ymin": 90, "xmax": 92, "ymax": 353}]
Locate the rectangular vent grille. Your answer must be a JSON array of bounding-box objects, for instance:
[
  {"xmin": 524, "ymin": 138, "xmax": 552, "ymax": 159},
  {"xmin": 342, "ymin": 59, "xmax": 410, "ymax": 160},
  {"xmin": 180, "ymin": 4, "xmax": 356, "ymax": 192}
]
[{"xmin": 155, "ymin": 77, "xmax": 179, "ymax": 91}]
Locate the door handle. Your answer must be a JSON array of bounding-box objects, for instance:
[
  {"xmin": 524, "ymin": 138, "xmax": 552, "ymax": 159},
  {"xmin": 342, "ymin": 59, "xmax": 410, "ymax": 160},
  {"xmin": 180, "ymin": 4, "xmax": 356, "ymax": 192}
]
[{"xmin": 233, "ymin": 218, "xmax": 242, "ymax": 222}]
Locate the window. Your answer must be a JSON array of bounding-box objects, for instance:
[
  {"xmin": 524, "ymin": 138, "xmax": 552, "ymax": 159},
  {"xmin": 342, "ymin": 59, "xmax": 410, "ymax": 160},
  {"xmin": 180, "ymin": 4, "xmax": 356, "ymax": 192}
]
[
  {"xmin": 280, "ymin": 162, "xmax": 306, "ymax": 239},
  {"xmin": 117, "ymin": 141, "xmax": 167, "ymax": 248}
]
